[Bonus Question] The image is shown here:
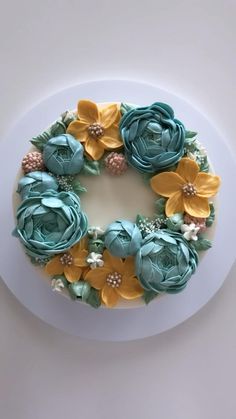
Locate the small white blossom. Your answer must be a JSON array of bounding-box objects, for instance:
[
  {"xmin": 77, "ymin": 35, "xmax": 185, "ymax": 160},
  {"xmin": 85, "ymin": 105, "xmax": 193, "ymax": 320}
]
[
  {"xmin": 187, "ymin": 151, "xmax": 197, "ymax": 161},
  {"xmin": 86, "ymin": 252, "xmax": 104, "ymax": 269},
  {"xmin": 195, "ymin": 140, "xmax": 207, "ymax": 156},
  {"xmin": 88, "ymin": 226, "xmax": 105, "ymax": 239},
  {"xmin": 51, "ymin": 278, "xmax": 65, "ymax": 292},
  {"xmin": 181, "ymin": 223, "xmax": 200, "ymax": 241}
]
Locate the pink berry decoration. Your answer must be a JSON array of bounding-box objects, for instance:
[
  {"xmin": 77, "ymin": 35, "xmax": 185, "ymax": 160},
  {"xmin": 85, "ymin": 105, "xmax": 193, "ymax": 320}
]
[
  {"xmin": 22, "ymin": 151, "xmax": 45, "ymax": 174},
  {"xmin": 184, "ymin": 214, "xmax": 207, "ymax": 233},
  {"xmin": 104, "ymin": 152, "xmax": 128, "ymax": 176}
]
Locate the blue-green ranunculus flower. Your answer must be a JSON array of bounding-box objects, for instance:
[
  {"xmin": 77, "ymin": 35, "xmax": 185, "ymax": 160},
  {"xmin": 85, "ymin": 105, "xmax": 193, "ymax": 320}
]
[
  {"xmin": 104, "ymin": 220, "xmax": 142, "ymax": 258},
  {"xmin": 14, "ymin": 190, "xmax": 88, "ymax": 259},
  {"xmin": 43, "ymin": 134, "xmax": 84, "ymax": 175},
  {"xmin": 17, "ymin": 171, "xmax": 59, "ymax": 200},
  {"xmin": 135, "ymin": 230, "xmax": 198, "ymax": 293},
  {"xmin": 120, "ymin": 102, "xmax": 185, "ymax": 173}
]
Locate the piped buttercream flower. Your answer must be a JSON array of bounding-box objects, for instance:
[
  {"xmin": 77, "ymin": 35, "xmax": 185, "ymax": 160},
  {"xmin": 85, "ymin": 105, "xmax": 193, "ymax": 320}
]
[
  {"xmin": 84, "ymin": 250, "xmax": 143, "ymax": 307},
  {"xmin": 181, "ymin": 223, "xmax": 200, "ymax": 241},
  {"xmin": 66, "ymin": 100, "xmax": 123, "ymax": 160},
  {"xmin": 45, "ymin": 237, "xmax": 88, "ymax": 283},
  {"xmin": 150, "ymin": 158, "xmax": 220, "ymax": 218}
]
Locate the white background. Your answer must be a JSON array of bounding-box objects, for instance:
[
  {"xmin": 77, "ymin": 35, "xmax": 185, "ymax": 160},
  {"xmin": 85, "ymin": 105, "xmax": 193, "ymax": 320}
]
[{"xmin": 0, "ymin": 1, "xmax": 236, "ymax": 418}]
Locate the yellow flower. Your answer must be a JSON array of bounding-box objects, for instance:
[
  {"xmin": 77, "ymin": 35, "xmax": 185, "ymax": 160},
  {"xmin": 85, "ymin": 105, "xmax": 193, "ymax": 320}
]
[
  {"xmin": 150, "ymin": 158, "xmax": 220, "ymax": 218},
  {"xmin": 84, "ymin": 250, "xmax": 144, "ymax": 308},
  {"xmin": 45, "ymin": 237, "xmax": 89, "ymax": 283},
  {"xmin": 66, "ymin": 99, "xmax": 123, "ymax": 160}
]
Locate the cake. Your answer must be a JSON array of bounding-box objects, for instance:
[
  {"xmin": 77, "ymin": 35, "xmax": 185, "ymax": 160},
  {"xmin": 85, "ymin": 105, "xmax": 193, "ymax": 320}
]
[{"xmin": 13, "ymin": 99, "xmax": 221, "ymax": 308}]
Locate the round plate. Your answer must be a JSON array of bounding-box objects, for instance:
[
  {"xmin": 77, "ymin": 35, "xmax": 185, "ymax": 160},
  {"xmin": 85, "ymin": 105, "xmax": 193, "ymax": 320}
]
[{"xmin": 0, "ymin": 80, "xmax": 235, "ymax": 341}]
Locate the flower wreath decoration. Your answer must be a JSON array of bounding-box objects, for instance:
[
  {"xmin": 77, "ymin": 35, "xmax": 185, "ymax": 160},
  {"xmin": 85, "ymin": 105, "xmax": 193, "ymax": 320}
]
[{"xmin": 13, "ymin": 100, "xmax": 221, "ymax": 308}]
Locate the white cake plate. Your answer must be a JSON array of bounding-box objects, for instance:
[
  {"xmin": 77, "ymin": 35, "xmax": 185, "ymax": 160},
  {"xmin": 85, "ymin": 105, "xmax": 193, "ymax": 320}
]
[{"xmin": 0, "ymin": 80, "xmax": 235, "ymax": 341}]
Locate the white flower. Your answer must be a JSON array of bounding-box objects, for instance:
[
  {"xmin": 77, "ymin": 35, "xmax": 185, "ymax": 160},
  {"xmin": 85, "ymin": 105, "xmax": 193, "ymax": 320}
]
[
  {"xmin": 195, "ymin": 140, "xmax": 207, "ymax": 156},
  {"xmin": 51, "ymin": 278, "xmax": 65, "ymax": 292},
  {"xmin": 187, "ymin": 151, "xmax": 197, "ymax": 161},
  {"xmin": 88, "ymin": 226, "xmax": 105, "ymax": 239},
  {"xmin": 86, "ymin": 252, "xmax": 104, "ymax": 269},
  {"xmin": 181, "ymin": 223, "xmax": 200, "ymax": 241}
]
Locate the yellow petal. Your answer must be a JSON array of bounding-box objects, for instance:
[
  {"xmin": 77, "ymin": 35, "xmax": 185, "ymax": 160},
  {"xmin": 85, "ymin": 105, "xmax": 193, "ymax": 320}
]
[
  {"xmin": 165, "ymin": 191, "xmax": 184, "ymax": 216},
  {"xmin": 123, "ymin": 256, "xmax": 136, "ymax": 277},
  {"xmin": 118, "ymin": 276, "xmax": 144, "ymax": 300},
  {"xmin": 70, "ymin": 237, "xmax": 88, "ymax": 256},
  {"xmin": 101, "ymin": 284, "xmax": 119, "ymax": 308},
  {"xmin": 103, "ymin": 250, "xmax": 124, "ymax": 274},
  {"xmin": 99, "ymin": 104, "xmax": 119, "ymax": 129},
  {"xmin": 150, "ymin": 172, "xmax": 184, "ymax": 197},
  {"xmin": 176, "ymin": 158, "xmax": 199, "ymax": 183},
  {"xmin": 77, "ymin": 100, "xmax": 99, "ymax": 123},
  {"xmin": 99, "ymin": 126, "xmax": 123, "ymax": 150},
  {"xmin": 183, "ymin": 195, "xmax": 210, "ymax": 217},
  {"xmin": 85, "ymin": 267, "xmax": 110, "ymax": 290},
  {"xmin": 194, "ymin": 173, "xmax": 221, "ymax": 197},
  {"xmin": 45, "ymin": 256, "xmax": 64, "ymax": 275},
  {"xmin": 73, "ymin": 249, "xmax": 88, "ymax": 267},
  {"xmin": 64, "ymin": 265, "xmax": 82, "ymax": 283},
  {"xmin": 85, "ymin": 137, "xmax": 105, "ymax": 160},
  {"xmin": 66, "ymin": 120, "xmax": 88, "ymax": 141}
]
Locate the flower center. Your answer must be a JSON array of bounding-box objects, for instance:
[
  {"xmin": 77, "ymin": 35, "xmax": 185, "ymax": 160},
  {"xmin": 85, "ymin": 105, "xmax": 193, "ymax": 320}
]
[
  {"xmin": 59, "ymin": 253, "xmax": 73, "ymax": 266},
  {"xmin": 182, "ymin": 183, "xmax": 197, "ymax": 197},
  {"xmin": 106, "ymin": 271, "xmax": 122, "ymax": 288},
  {"xmin": 88, "ymin": 123, "xmax": 104, "ymax": 139}
]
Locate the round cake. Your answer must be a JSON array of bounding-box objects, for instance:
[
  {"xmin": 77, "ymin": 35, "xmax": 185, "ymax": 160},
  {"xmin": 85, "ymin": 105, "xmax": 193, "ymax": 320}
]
[{"xmin": 13, "ymin": 99, "xmax": 221, "ymax": 308}]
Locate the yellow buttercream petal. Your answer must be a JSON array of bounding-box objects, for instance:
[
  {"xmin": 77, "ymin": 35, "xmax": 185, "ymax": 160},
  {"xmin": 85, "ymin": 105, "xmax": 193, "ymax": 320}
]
[
  {"xmin": 45, "ymin": 256, "xmax": 64, "ymax": 275},
  {"xmin": 103, "ymin": 250, "xmax": 124, "ymax": 274},
  {"xmin": 64, "ymin": 265, "xmax": 82, "ymax": 283},
  {"xmin": 73, "ymin": 249, "xmax": 88, "ymax": 267},
  {"xmin": 99, "ymin": 129, "xmax": 123, "ymax": 150},
  {"xmin": 118, "ymin": 276, "xmax": 144, "ymax": 300},
  {"xmin": 85, "ymin": 137, "xmax": 105, "ymax": 160},
  {"xmin": 101, "ymin": 284, "xmax": 119, "ymax": 308},
  {"xmin": 194, "ymin": 173, "xmax": 221, "ymax": 197},
  {"xmin": 77, "ymin": 100, "xmax": 99, "ymax": 123},
  {"xmin": 183, "ymin": 195, "xmax": 210, "ymax": 217},
  {"xmin": 123, "ymin": 256, "xmax": 136, "ymax": 278},
  {"xmin": 150, "ymin": 172, "xmax": 184, "ymax": 197},
  {"xmin": 99, "ymin": 104, "xmax": 119, "ymax": 129},
  {"xmin": 66, "ymin": 120, "xmax": 88, "ymax": 141},
  {"xmin": 165, "ymin": 191, "xmax": 184, "ymax": 216},
  {"xmin": 176, "ymin": 158, "xmax": 199, "ymax": 183},
  {"xmin": 85, "ymin": 268, "xmax": 110, "ymax": 290}
]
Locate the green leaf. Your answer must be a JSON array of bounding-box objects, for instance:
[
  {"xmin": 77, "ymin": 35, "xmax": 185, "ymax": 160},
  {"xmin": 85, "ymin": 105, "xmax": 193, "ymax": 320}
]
[
  {"xmin": 86, "ymin": 288, "xmax": 101, "ymax": 308},
  {"xmin": 155, "ymin": 197, "xmax": 166, "ymax": 215},
  {"xmin": 206, "ymin": 203, "xmax": 215, "ymax": 227},
  {"xmin": 31, "ymin": 131, "xmax": 51, "ymax": 150},
  {"xmin": 71, "ymin": 179, "xmax": 87, "ymax": 195},
  {"xmin": 185, "ymin": 130, "xmax": 197, "ymax": 139},
  {"xmin": 143, "ymin": 290, "xmax": 159, "ymax": 304},
  {"xmin": 199, "ymin": 155, "xmax": 210, "ymax": 173},
  {"xmin": 81, "ymin": 159, "xmax": 100, "ymax": 176},
  {"xmin": 191, "ymin": 238, "xmax": 212, "ymax": 251}
]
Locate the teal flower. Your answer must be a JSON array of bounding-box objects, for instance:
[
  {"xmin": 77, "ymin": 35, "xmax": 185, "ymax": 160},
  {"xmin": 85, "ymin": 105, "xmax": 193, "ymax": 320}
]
[
  {"xmin": 135, "ymin": 230, "xmax": 198, "ymax": 293},
  {"xmin": 43, "ymin": 134, "xmax": 84, "ymax": 175},
  {"xmin": 104, "ymin": 220, "xmax": 142, "ymax": 258},
  {"xmin": 17, "ymin": 171, "xmax": 58, "ymax": 200},
  {"xmin": 14, "ymin": 190, "xmax": 88, "ymax": 259},
  {"xmin": 120, "ymin": 102, "xmax": 185, "ymax": 173}
]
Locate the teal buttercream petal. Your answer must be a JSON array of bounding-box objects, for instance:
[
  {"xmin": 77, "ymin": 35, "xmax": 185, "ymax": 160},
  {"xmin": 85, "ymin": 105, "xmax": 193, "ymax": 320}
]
[
  {"xmin": 17, "ymin": 171, "xmax": 58, "ymax": 200},
  {"xmin": 14, "ymin": 190, "xmax": 88, "ymax": 259},
  {"xmin": 120, "ymin": 102, "xmax": 185, "ymax": 173},
  {"xmin": 104, "ymin": 220, "xmax": 142, "ymax": 258},
  {"xmin": 43, "ymin": 134, "xmax": 84, "ymax": 176},
  {"xmin": 135, "ymin": 230, "xmax": 198, "ymax": 293}
]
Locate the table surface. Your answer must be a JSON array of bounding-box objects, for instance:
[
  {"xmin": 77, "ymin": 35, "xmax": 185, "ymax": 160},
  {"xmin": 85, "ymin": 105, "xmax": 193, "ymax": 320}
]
[{"xmin": 0, "ymin": 1, "xmax": 236, "ymax": 418}]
